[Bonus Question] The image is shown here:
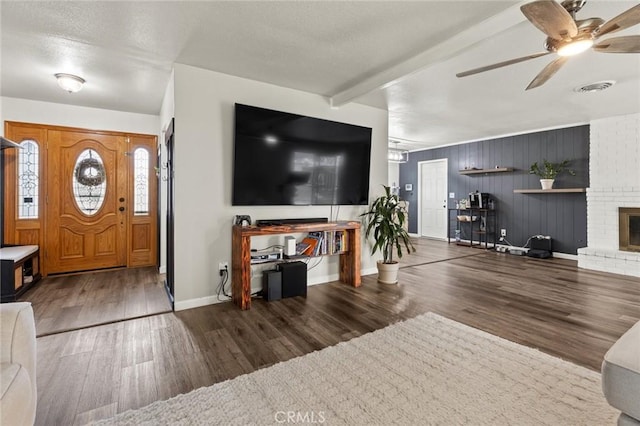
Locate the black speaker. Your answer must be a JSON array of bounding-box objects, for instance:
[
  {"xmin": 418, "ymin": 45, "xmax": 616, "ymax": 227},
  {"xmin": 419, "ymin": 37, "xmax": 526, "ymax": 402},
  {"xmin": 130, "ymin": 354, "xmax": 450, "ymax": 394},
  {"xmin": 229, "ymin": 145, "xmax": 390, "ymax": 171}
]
[
  {"xmin": 262, "ymin": 270, "xmax": 282, "ymax": 301},
  {"xmin": 278, "ymin": 261, "xmax": 307, "ymax": 298},
  {"xmin": 527, "ymin": 236, "xmax": 552, "ymax": 259},
  {"xmin": 530, "ymin": 236, "xmax": 552, "ymax": 251}
]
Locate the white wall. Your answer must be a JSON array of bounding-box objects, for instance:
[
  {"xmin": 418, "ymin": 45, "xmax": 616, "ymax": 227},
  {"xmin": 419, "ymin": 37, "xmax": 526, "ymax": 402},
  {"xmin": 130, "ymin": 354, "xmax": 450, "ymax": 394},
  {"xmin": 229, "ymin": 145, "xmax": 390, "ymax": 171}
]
[
  {"xmin": 388, "ymin": 161, "xmax": 399, "ymax": 192},
  {"xmin": 578, "ymin": 112, "xmax": 640, "ymax": 277},
  {"xmin": 172, "ymin": 63, "xmax": 388, "ymax": 310},
  {"xmin": 1, "ymin": 97, "xmax": 159, "ymax": 135},
  {"xmin": 160, "ymin": 70, "xmax": 175, "ymax": 134}
]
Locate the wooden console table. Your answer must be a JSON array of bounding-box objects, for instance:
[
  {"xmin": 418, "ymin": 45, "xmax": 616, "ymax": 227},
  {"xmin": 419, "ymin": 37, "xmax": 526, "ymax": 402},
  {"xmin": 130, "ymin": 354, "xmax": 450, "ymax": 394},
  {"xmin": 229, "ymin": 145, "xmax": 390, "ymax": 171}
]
[{"xmin": 232, "ymin": 221, "xmax": 361, "ymax": 310}]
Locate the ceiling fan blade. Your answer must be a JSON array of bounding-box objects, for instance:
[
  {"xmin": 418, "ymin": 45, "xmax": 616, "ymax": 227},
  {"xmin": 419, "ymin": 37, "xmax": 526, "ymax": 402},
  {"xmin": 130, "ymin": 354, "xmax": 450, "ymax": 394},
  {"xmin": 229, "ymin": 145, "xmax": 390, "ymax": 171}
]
[
  {"xmin": 526, "ymin": 56, "xmax": 569, "ymax": 90},
  {"xmin": 456, "ymin": 52, "xmax": 551, "ymax": 78},
  {"xmin": 597, "ymin": 4, "xmax": 640, "ymax": 38},
  {"xmin": 521, "ymin": 0, "xmax": 578, "ymax": 40},
  {"xmin": 594, "ymin": 35, "xmax": 640, "ymax": 53}
]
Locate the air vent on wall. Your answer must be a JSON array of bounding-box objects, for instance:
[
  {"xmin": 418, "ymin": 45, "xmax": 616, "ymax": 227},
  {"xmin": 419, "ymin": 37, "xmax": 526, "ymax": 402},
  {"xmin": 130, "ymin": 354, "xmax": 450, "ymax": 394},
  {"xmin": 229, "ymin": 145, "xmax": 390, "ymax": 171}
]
[{"xmin": 573, "ymin": 80, "xmax": 616, "ymax": 93}]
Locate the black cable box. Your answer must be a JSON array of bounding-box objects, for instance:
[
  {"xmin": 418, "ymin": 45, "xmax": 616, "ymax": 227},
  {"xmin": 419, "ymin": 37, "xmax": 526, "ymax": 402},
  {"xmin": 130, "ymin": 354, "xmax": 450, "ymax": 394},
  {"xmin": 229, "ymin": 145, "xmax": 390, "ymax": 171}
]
[{"xmin": 256, "ymin": 218, "xmax": 329, "ymax": 226}]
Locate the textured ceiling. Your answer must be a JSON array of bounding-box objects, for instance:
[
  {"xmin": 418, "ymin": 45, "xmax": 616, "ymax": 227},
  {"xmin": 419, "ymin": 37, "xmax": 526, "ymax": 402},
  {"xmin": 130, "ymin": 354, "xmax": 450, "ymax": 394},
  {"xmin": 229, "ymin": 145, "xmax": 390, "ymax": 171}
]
[{"xmin": 1, "ymin": 1, "xmax": 639, "ymax": 150}]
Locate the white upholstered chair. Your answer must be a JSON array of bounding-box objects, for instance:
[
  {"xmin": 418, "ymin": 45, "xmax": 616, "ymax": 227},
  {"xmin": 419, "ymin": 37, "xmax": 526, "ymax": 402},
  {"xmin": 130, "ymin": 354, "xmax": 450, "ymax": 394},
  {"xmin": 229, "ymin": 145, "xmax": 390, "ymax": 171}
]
[
  {"xmin": 602, "ymin": 320, "xmax": 640, "ymax": 426},
  {"xmin": 0, "ymin": 302, "xmax": 37, "ymax": 425}
]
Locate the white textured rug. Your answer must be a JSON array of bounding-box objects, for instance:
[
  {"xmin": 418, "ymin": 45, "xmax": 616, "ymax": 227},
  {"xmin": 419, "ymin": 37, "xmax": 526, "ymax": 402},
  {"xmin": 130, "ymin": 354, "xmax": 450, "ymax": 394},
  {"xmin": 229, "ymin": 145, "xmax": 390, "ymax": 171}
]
[{"xmin": 97, "ymin": 313, "xmax": 617, "ymax": 425}]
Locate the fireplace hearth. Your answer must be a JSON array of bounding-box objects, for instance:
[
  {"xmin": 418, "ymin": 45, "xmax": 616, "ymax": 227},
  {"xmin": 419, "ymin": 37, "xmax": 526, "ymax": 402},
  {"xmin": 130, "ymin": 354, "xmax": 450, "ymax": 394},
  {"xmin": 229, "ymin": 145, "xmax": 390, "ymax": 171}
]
[{"xmin": 619, "ymin": 208, "xmax": 640, "ymax": 252}]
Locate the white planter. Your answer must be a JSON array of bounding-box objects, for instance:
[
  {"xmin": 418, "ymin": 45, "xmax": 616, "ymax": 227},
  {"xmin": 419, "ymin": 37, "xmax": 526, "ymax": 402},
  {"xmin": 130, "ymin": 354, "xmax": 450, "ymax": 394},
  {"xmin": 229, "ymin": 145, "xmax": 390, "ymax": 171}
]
[
  {"xmin": 540, "ymin": 179, "xmax": 554, "ymax": 190},
  {"xmin": 377, "ymin": 261, "xmax": 400, "ymax": 284}
]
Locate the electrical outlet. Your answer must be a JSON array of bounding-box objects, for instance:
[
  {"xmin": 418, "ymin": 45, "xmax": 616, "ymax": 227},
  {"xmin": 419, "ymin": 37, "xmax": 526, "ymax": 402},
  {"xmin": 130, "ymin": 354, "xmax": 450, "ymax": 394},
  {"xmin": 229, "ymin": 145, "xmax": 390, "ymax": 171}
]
[
  {"xmin": 500, "ymin": 229, "xmax": 507, "ymax": 237},
  {"xmin": 219, "ymin": 261, "xmax": 228, "ymax": 271}
]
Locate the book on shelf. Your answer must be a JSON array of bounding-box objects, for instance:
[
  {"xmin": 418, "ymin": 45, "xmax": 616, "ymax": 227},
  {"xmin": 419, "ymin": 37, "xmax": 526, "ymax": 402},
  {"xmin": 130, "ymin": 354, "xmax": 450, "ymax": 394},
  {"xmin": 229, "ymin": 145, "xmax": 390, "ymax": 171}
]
[
  {"xmin": 300, "ymin": 236, "xmax": 320, "ymax": 256},
  {"xmin": 301, "ymin": 230, "xmax": 347, "ymax": 256},
  {"xmin": 295, "ymin": 242, "xmax": 311, "ymax": 256}
]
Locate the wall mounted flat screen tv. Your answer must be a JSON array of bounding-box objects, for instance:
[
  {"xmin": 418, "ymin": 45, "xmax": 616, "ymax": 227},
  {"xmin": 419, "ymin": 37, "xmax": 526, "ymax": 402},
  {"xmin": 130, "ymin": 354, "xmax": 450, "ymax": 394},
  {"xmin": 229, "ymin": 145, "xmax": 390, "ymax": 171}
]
[{"xmin": 232, "ymin": 103, "xmax": 372, "ymax": 206}]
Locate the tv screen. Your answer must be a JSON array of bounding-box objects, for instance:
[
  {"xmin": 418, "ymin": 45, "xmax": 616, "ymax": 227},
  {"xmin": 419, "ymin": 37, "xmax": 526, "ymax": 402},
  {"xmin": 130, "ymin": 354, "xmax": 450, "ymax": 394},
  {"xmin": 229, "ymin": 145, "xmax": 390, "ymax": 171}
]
[{"xmin": 232, "ymin": 104, "xmax": 372, "ymax": 206}]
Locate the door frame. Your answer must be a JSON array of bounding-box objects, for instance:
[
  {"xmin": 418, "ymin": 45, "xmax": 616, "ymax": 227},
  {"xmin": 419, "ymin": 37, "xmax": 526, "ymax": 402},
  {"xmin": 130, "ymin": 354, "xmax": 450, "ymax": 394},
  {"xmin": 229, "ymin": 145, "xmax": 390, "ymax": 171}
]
[
  {"xmin": 417, "ymin": 158, "xmax": 448, "ymax": 240},
  {"xmin": 163, "ymin": 118, "xmax": 175, "ymax": 308},
  {"xmin": 3, "ymin": 121, "xmax": 158, "ymax": 276}
]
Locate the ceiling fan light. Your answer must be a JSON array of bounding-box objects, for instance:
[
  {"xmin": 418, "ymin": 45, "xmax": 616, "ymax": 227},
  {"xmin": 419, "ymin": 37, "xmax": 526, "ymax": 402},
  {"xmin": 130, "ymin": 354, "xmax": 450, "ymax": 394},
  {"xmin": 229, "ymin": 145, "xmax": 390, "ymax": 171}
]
[
  {"xmin": 557, "ymin": 39, "xmax": 593, "ymax": 57},
  {"xmin": 54, "ymin": 73, "xmax": 86, "ymax": 93}
]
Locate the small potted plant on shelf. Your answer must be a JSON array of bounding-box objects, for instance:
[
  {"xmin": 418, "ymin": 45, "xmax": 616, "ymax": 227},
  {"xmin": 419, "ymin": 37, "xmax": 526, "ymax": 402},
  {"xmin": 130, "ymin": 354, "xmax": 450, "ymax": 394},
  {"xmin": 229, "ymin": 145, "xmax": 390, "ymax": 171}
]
[
  {"xmin": 360, "ymin": 185, "xmax": 415, "ymax": 284},
  {"xmin": 529, "ymin": 159, "xmax": 575, "ymax": 190}
]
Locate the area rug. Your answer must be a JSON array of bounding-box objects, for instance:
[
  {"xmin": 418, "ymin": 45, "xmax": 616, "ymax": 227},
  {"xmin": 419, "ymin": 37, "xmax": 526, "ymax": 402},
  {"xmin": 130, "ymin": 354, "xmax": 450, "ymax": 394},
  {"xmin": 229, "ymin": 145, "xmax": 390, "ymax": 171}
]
[{"xmin": 96, "ymin": 312, "xmax": 617, "ymax": 425}]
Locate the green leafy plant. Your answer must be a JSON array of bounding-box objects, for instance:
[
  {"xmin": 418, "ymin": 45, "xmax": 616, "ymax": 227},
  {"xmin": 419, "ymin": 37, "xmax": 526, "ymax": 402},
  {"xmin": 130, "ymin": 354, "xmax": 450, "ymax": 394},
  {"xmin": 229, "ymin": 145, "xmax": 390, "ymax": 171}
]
[
  {"xmin": 360, "ymin": 185, "xmax": 415, "ymax": 264},
  {"xmin": 529, "ymin": 159, "xmax": 576, "ymax": 179}
]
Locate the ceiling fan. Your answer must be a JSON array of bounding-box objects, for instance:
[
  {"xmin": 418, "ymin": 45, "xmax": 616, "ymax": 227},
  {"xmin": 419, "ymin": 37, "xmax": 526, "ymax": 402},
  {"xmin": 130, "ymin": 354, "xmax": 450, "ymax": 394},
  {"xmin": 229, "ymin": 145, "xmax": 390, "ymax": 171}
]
[{"xmin": 456, "ymin": 0, "xmax": 640, "ymax": 90}]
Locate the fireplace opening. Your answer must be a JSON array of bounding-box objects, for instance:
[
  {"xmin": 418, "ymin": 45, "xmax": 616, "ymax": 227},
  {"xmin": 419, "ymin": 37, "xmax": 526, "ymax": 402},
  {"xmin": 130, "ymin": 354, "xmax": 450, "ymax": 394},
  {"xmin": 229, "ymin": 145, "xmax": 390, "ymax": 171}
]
[{"xmin": 619, "ymin": 208, "xmax": 640, "ymax": 252}]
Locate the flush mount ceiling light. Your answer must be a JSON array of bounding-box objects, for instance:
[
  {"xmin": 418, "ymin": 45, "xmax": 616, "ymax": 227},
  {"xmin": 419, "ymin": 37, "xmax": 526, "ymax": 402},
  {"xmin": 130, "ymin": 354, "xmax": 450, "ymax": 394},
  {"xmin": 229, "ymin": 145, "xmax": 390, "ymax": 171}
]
[
  {"xmin": 388, "ymin": 141, "xmax": 409, "ymax": 164},
  {"xmin": 54, "ymin": 73, "xmax": 86, "ymax": 93}
]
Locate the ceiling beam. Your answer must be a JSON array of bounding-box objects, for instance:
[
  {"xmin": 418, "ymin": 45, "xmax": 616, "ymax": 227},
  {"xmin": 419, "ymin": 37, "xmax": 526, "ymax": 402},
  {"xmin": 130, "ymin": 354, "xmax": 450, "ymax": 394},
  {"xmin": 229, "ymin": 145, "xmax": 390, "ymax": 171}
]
[{"xmin": 329, "ymin": 1, "xmax": 530, "ymax": 108}]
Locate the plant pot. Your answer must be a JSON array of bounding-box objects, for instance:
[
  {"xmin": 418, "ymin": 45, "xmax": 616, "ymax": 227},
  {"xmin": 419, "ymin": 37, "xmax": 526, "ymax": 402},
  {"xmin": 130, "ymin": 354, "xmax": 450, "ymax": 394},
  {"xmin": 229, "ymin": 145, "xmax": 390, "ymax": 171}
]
[
  {"xmin": 540, "ymin": 179, "xmax": 554, "ymax": 190},
  {"xmin": 377, "ymin": 261, "xmax": 400, "ymax": 284}
]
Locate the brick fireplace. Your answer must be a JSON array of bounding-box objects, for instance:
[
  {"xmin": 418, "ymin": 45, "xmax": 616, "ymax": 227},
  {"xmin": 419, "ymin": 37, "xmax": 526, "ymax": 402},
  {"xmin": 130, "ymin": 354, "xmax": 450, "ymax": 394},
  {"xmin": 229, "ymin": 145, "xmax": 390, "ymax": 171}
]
[
  {"xmin": 578, "ymin": 113, "xmax": 640, "ymax": 278},
  {"xmin": 619, "ymin": 208, "xmax": 640, "ymax": 253}
]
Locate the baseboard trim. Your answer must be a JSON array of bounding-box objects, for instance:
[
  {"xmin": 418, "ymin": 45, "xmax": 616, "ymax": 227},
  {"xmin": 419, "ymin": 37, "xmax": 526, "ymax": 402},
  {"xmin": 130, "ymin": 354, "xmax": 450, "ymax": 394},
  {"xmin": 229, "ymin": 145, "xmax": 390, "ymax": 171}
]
[
  {"xmin": 361, "ymin": 266, "xmax": 378, "ymax": 276},
  {"xmin": 159, "ymin": 265, "xmax": 167, "ymax": 274},
  {"xmin": 552, "ymin": 252, "xmax": 577, "ymax": 260},
  {"xmin": 308, "ymin": 273, "xmax": 339, "ymax": 286},
  {"xmin": 174, "ymin": 295, "xmax": 230, "ymax": 311},
  {"xmin": 175, "ymin": 267, "xmax": 378, "ymax": 311}
]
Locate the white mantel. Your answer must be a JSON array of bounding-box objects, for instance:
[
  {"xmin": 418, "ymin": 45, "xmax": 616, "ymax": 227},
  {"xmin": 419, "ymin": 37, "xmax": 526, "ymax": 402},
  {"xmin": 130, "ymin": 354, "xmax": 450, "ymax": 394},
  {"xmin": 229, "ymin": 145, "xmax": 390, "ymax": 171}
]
[{"xmin": 578, "ymin": 113, "xmax": 640, "ymax": 277}]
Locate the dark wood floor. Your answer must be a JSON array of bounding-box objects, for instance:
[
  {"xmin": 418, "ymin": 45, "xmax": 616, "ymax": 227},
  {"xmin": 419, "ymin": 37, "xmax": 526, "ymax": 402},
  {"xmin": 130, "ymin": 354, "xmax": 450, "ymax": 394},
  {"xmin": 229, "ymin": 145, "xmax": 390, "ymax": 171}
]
[
  {"xmin": 20, "ymin": 266, "xmax": 171, "ymax": 336},
  {"xmin": 34, "ymin": 239, "xmax": 640, "ymax": 425}
]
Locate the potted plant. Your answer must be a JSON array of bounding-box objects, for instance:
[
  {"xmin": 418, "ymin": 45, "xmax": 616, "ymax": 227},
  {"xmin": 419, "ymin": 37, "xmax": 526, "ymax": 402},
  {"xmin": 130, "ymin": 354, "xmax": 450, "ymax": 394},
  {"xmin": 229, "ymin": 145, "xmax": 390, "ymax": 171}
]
[
  {"xmin": 529, "ymin": 159, "xmax": 575, "ymax": 190},
  {"xmin": 360, "ymin": 185, "xmax": 415, "ymax": 284}
]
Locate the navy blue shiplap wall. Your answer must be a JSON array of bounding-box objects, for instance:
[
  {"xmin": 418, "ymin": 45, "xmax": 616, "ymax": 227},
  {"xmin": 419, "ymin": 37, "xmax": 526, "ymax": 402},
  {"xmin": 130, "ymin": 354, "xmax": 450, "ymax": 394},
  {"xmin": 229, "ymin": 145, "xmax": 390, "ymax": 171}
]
[{"xmin": 399, "ymin": 125, "xmax": 589, "ymax": 254}]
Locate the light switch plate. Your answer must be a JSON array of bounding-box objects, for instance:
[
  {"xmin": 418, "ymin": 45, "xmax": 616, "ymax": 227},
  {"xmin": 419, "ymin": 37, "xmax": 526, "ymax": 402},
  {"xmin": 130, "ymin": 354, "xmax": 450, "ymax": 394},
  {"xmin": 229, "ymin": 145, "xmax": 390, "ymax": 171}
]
[{"xmin": 449, "ymin": 192, "xmax": 455, "ymax": 199}]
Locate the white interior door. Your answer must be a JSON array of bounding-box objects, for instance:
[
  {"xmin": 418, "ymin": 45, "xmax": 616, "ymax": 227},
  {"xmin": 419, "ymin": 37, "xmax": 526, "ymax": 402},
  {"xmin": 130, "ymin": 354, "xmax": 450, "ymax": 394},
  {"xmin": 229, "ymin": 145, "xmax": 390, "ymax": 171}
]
[{"xmin": 419, "ymin": 159, "xmax": 448, "ymax": 239}]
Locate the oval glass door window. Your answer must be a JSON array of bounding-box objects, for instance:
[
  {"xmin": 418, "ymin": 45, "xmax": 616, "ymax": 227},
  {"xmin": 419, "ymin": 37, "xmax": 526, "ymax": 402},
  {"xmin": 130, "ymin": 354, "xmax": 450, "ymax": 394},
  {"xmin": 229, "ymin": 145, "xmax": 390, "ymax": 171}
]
[{"xmin": 73, "ymin": 149, "xmax": 107, "ymax": 216}]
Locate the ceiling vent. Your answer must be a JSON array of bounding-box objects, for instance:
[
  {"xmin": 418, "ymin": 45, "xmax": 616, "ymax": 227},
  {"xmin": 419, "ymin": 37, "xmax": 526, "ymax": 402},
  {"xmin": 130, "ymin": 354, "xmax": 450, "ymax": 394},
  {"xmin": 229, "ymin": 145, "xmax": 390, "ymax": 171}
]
[{"xmin": 574, "ymin": 80, "xmax": 616, "ymax": 93}]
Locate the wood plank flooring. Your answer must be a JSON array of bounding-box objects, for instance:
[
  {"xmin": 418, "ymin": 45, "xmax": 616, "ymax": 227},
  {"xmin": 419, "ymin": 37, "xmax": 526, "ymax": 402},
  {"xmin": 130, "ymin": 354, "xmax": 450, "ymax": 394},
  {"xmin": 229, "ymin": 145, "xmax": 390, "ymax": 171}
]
[
  {"xmin": 34, "ymin": 239, "xmax": 640, "ymax": 425},
  {"xmin": 19, "ymin": 266, "xmax": 171, "ymax": 336}
]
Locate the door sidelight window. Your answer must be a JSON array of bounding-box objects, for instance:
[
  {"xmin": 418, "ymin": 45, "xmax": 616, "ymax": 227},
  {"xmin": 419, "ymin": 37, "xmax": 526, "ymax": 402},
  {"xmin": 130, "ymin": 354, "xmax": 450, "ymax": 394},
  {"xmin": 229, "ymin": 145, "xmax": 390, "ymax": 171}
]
[
  {"xmin": 133, "ymin": 148, "xmax": 149, "ymax": 215},
  {"xmin": 18, "ymin": 139, "xmax": 39, "ymax": 219}
]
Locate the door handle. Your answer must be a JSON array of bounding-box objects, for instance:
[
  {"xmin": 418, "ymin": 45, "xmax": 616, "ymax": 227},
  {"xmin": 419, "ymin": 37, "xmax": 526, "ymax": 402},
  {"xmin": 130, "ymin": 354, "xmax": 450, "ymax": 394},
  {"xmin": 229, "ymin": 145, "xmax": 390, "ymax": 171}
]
[{"xmin": 119, "ymin": 207, "xmax": 125, "ymax": 212}]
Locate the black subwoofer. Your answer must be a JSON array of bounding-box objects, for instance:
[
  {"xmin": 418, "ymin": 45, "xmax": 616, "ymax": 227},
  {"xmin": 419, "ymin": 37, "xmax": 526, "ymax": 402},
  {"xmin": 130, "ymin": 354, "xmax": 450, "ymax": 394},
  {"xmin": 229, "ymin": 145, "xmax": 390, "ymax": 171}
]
[
  {"xmin": 263, "ymin": 270, "xmax": 282, "ymax": 301},
  {"xmin": 278, "ymin": 261, "xmax": 307, "ymax": 298}
]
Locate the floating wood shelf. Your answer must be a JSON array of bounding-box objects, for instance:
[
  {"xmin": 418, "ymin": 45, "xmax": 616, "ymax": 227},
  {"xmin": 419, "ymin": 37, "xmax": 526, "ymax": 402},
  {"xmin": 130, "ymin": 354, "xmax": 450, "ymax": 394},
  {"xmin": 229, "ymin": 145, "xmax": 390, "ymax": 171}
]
[
  {"xmin": 513, "ymin": 188, "xmax": 586, "ymax": 194},
  {"xmin": 459, "ymin": 167, "xmax": 513, "ymax": 175}
]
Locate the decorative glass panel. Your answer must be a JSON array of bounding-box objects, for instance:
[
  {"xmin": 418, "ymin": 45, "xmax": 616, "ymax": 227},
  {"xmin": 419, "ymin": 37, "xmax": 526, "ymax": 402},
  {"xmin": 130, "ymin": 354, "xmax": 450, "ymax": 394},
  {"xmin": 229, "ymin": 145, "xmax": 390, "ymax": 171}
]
[
  {"xmin": 73, "ymin": 149, "xmax": 106, "ymax": 216},
  {"xmin": 18, "ymin": 140, "xmax": 39, "ymax": 219},
  {"xmin": 133, "ymin": 148, "xmax": 149, "ymax": 215}
]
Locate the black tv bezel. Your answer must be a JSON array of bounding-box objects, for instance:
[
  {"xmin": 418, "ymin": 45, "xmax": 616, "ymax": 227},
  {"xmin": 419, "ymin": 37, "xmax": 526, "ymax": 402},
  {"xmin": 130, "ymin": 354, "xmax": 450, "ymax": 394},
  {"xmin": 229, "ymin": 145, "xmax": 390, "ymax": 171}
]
[{"xmin": 231, "ymin": 103, "xmax": 372, "ymax": 207}]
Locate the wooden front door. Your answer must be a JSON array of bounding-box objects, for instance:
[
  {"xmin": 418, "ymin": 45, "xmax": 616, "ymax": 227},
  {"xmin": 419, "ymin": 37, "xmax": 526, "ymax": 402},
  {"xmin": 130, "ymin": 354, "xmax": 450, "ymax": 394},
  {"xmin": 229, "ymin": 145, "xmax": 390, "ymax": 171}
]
[
  {"xmin": 45, "ymin": 130, "xmax": 128, "ymax": 273},
  {"xmin": 5, "ymin": 122, "xmax": 158, "ymax": 276}
]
